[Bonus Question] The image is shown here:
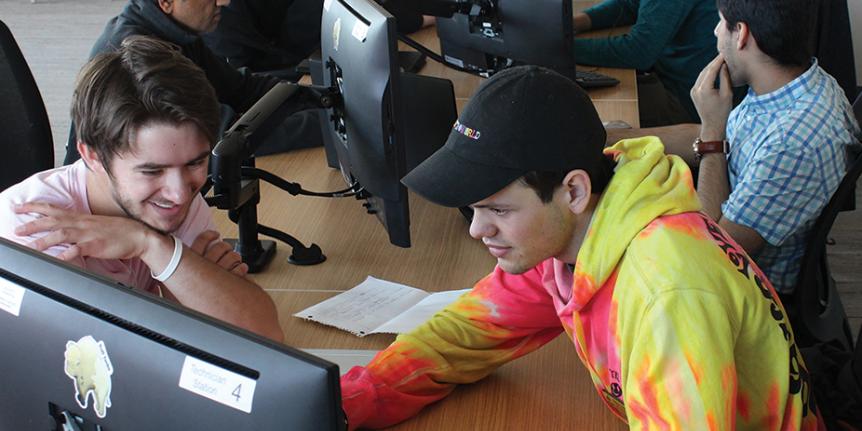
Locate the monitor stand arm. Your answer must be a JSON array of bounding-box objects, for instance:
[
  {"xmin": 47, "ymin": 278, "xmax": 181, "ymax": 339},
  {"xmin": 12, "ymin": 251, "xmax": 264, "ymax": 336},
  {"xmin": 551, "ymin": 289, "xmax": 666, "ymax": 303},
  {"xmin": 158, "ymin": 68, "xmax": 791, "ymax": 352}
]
[{"xmin": 206, "ymin": 83, "xmax": 338, "ymax": 272}]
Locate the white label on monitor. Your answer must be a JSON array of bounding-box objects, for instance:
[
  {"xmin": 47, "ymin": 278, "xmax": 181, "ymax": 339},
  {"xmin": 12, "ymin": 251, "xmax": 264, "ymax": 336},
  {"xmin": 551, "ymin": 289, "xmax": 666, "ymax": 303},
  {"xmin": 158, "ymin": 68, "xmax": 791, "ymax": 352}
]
[
  {"xmin": 351, "ymin": 20, "xmax": 369, "ymax": 42},
  {"xmin": 323, "ymin": 0, "xmax": 332, "ymax": 11},
  {"xmin": 178, "ymin": 356, "xmax": 257, "ymax": 414},
  {"xmin": 0, "ymin": 277, "xmax": 25, "ymax": 317}
]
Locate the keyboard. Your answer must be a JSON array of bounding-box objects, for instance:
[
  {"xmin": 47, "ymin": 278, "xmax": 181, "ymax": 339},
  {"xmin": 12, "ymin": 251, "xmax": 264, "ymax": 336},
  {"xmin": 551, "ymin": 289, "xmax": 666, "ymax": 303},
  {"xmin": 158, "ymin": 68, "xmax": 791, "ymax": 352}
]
[{"xmin": 574, "ymin": 69, "xmax": 620, "ymax": 89}]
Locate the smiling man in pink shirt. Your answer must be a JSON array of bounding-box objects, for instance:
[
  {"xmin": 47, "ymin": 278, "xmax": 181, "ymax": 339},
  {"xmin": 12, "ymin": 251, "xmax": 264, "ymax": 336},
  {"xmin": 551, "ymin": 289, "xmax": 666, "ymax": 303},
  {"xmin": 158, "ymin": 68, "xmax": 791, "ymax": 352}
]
[{"xmin": 0, "ymin": 36, "xmax": 282, "ymax": 342}]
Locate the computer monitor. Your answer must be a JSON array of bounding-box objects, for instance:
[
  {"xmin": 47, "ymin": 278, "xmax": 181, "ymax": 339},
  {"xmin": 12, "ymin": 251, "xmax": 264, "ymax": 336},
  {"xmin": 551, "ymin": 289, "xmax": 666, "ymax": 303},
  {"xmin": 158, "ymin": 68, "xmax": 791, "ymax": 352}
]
[
  {"xmin": 319, "ymin": 0, "xmax": 457, "ymax": 247},
  {"xmin": 435, "ymin": 0, "xmax": 575, "ymax": 80},
  {"xmin": 0, "ymin": 238, "xmax": 345, "ymax": 430}
]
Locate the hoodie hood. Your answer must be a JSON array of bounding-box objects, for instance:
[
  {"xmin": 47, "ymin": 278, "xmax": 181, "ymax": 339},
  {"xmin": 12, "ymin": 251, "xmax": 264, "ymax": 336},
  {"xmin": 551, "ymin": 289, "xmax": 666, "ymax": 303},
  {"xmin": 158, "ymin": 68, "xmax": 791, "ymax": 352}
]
[
  {"xmin": 570, "ymin": 136, "xmax": 700, "ymax": 310},
  {"xmin": 121, "ymin": 0, "xmax": 199, "ymax": 47}
]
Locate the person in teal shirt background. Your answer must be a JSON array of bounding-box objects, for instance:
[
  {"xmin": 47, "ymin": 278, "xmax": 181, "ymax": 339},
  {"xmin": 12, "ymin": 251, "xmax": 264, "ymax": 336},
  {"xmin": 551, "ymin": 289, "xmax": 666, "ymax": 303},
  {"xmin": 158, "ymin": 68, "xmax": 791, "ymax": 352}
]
[{"xmin": 574, "ymin": 0, "xmax": 717, "ymax": 126}]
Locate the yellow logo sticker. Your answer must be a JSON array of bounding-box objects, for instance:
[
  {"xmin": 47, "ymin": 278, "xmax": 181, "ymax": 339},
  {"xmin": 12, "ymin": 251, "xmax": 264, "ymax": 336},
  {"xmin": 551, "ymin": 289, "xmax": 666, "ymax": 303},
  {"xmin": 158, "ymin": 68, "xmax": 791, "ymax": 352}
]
[{"xmin": 64, "ymin": 336, "xmax": 114, "ymax": 418}]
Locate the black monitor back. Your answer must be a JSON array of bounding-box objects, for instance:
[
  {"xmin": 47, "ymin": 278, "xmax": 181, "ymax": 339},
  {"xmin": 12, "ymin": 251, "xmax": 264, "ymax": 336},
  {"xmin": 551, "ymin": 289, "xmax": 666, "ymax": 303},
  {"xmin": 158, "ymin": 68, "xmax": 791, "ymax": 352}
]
[
  {"xmin": 0, "ymin": 238, "xmax": 344, "ymax": 430},
  {"xmin": 322, "ymin": 0, "xmax": 404, "ymax": 201},
  {"xmin": 320, "ymin": 0, "xmax": 456, "ymax": 247},
  {"xmin": 436, "ymin": 0, "xmax": 575, "ymax": 80}
]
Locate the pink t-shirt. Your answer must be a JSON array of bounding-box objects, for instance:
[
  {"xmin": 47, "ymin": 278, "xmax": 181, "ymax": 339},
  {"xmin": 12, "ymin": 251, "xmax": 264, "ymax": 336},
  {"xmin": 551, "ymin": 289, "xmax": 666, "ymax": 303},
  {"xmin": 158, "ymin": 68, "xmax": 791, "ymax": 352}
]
[{"xmin": 0, "ymin": 160, "xmax": 215, "ymax": 295}]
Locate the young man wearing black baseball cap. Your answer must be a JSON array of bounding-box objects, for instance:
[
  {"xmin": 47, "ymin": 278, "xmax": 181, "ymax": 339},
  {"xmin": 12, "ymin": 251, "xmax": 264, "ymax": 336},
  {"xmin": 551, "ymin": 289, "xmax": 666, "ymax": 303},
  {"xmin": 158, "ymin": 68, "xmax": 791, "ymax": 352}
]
[{"xmin": 340, "ymin": 66, "xmax": 821, "ymax": 430}]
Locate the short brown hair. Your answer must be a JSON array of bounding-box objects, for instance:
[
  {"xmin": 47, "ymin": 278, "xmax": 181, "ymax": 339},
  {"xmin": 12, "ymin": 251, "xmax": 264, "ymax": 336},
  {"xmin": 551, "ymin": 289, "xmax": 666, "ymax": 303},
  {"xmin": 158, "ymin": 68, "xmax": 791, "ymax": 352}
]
[
  {"xmin": 519, "ymin": 156, "xmax": 615, "ymax": 203},
  {"xmin": 71, "ymin": 35, "xmax": 219, "ymax": 169}
]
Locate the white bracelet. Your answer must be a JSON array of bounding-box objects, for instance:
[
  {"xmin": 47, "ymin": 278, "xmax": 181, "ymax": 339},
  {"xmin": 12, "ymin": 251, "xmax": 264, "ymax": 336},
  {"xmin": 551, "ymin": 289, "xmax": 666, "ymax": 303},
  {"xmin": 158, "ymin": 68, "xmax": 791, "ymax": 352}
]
[{"xmin": 151, "ymin": 235, "xmax": 183, "ymax": 282}]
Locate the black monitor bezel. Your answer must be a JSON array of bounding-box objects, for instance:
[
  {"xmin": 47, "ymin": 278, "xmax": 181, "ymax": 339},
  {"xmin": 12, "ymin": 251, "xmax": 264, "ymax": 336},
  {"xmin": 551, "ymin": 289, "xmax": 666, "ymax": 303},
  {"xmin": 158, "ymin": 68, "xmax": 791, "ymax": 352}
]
[
  {"xmin": 0, "ymin": 238, "xmax": 345, "ymax": 430},
  {"xmin": 320, "ymin": 0, "xmax": 412, "ymax": 247}
]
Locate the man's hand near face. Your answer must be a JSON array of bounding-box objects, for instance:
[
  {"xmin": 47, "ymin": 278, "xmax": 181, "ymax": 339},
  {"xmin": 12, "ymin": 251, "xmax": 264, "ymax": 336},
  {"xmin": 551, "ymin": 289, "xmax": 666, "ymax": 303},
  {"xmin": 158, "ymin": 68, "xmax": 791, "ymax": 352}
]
[
  {"xmin": 604, "ymin": 55, "xmax": 735, "ymax": 168},
  {"xmin": 13, "ymin": 202, "xmax": 283, "ymax": 342},
  {"xmin": 690, "ymin": 54, "xmax": 733, "ymax": 142},
  {"xmin": 688, "ymin": 55, "xmax": 765, "ymax": 255}
]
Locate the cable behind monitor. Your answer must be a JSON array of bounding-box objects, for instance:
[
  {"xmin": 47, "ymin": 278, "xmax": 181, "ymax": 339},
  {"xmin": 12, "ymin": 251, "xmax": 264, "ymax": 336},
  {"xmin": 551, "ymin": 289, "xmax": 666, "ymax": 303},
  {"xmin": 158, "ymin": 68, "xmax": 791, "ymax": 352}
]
[{"xmin": 397, "ymin": 33, "xmax": 489, "ymax": 77}]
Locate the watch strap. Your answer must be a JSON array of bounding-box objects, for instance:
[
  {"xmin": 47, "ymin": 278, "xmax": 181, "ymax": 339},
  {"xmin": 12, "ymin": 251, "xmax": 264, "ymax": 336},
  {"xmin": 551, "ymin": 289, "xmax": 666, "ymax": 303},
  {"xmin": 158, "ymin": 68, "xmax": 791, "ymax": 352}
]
[{"xmin": 692, "ymin": 138, "xmax": 728, "ymax": 158}]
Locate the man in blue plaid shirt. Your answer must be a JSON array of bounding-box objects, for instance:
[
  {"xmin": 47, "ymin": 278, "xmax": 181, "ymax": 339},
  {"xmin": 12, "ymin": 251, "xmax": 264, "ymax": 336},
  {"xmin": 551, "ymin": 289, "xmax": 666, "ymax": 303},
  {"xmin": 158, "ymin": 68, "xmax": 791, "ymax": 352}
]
[{"xmin": 609, "ymin": 0, "xmax": 861, "ymax": 294}]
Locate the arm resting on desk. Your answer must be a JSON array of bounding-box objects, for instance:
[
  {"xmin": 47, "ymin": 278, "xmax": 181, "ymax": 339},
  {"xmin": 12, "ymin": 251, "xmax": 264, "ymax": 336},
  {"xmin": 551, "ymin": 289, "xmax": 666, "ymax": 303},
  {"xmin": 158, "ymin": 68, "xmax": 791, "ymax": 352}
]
[
  {"xmin": 341, "ymin": 266, "xmax": 563, "ymax": 430},
  {"xmin": 578, "ymin": 0, "xmax": 638, "ymax": 32},
  {"xmin": 606, "ymin": 124, "xmax": 700, "ymax": 166},
  {"xmin": 573, "ymin": 0, "xmax": 696, "ymax": 70}
]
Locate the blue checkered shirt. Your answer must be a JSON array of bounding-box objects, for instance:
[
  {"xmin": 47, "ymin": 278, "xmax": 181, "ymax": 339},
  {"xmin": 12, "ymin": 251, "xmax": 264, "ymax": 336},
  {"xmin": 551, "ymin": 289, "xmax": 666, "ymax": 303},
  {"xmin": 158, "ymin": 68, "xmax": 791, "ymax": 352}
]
[{"xmin": 723, "ymin": 60, "xmax": 862, "ymax": 293}]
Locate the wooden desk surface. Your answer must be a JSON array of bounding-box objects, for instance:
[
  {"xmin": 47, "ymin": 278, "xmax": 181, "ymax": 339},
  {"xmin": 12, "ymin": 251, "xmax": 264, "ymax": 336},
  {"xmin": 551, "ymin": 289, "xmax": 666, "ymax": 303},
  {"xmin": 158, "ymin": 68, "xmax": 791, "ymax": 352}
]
[
  {"xmin": 213, "ymin": 5, "xmax": 632, "ymax": 428},
  {"xmin": 265, "ymin": 291, "xmax": 626, "ymax": 431},
  {"xmin": 215, "ymin": 148, "xmax": 494, "ymax": 297}
]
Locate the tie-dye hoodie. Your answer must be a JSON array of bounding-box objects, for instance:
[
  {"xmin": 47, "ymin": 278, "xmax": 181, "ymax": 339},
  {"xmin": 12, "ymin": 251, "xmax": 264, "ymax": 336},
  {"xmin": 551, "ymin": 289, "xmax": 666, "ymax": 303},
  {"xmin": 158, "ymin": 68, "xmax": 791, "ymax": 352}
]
[{"xmin": 341, "ymin": 137, "xmax": 822, "ymax": 430}]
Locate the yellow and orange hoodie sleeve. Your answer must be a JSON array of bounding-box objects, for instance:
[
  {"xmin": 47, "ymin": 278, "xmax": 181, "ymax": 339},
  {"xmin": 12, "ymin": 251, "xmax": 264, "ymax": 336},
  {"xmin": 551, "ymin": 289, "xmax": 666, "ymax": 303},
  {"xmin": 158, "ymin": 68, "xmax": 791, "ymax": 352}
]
[{"xmin": 340, "ymin": 265, "xmax": 563, "ymax": 429}]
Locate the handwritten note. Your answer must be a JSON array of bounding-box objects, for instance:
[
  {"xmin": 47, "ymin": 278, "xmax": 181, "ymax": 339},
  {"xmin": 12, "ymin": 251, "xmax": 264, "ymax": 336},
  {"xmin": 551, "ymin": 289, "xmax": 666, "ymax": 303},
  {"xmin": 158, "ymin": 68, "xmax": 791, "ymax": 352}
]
[{"xmin": 294, "ymin": 277, "xmax": 470, "ymax": 337}]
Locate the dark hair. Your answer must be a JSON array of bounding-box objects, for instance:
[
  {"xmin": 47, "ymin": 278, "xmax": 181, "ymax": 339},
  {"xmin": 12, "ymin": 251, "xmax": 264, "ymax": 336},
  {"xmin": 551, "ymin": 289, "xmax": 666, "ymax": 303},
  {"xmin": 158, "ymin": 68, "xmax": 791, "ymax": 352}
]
[
  {"xmin": 519, "ymin": 156, "xmax": 615, "ymax": 203},
  {"xmin": 716, "ymin": 0, "xmax": 813, "ymax": 67},
  {"xmin": 71, "ymin": 36, "xmax": 220, "ymax": 169}
]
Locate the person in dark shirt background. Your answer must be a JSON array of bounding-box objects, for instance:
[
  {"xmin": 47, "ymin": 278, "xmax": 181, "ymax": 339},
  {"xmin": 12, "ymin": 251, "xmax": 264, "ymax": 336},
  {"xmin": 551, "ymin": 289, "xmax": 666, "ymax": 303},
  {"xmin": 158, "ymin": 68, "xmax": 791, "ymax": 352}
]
[
  {"xmin": 202, "ymin": 0, "xmax": 430, "ymax": 79},
  {"xmin": 64, "ymin": 0, "xmax": 323, "ymax": 165},
  {"xmin": 573, "ymin": 0, "xmax": 718, "ymax": 127}
]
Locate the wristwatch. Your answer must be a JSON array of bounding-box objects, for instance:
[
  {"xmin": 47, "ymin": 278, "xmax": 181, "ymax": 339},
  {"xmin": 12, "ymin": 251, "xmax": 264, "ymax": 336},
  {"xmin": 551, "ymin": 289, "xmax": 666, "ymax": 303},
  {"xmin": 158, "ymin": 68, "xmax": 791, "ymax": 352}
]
[{"xmin": 692, "ymin": 138, "xmax": 729, "ymax": 161}]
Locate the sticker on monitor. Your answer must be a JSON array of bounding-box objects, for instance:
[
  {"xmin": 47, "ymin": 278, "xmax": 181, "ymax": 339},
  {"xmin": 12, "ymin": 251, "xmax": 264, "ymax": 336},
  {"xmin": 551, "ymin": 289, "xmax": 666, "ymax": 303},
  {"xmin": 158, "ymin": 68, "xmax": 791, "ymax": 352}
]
[{"xmin": 64, "ymin": 335, "xmax": 114, "ymax": 419}]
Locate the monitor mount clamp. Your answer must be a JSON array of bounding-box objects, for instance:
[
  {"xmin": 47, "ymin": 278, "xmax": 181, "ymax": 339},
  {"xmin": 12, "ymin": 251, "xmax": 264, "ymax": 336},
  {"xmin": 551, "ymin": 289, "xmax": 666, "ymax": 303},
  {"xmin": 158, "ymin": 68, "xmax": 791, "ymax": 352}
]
[{"xmin": 206, "ymin": 83, "xmax": 341, "ymax": 273}]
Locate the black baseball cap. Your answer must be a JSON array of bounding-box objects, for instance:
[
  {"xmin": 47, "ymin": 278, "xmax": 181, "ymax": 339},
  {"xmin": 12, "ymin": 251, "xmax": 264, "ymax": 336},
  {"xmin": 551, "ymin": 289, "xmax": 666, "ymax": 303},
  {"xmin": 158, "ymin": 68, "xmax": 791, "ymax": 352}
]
[{"xmin": 401, "ymin": 65, "xmax": 607, "ymax": 208}]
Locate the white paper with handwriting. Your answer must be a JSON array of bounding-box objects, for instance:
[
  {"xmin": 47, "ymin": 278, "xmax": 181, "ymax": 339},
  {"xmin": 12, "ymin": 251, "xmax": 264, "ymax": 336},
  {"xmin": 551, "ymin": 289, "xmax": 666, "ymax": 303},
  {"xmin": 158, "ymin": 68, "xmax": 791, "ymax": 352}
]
[{"xmin": 294, "ymin": 276, "xmax": 469, "ymax": 337}]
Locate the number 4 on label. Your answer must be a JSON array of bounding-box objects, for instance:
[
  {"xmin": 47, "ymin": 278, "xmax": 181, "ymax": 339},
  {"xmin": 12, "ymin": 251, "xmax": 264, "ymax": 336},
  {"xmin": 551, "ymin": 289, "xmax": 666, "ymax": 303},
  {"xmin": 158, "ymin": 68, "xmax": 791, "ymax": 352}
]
[{"xmin": 232, "ymin": 384, "xmax": 242, "ymax": 402}]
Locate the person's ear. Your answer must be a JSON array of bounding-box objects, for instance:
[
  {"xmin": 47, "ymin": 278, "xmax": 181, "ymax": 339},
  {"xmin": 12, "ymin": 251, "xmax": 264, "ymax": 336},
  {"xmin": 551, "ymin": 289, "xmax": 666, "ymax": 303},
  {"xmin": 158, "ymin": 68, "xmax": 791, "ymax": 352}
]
[
  {"xmin": 77, "ymin": 141, "xmax": 107, "ymax": 174},
  {"xmin": 562, "ymin": 169, "xmax": 592, "ymax": 215},
  {"xmin": 735, "ymin": 22, "xmax": 750, "ymax": 51},
  {"xmin": 157, "ymin": 0, "xmax": 174, "ymax": 14}
]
